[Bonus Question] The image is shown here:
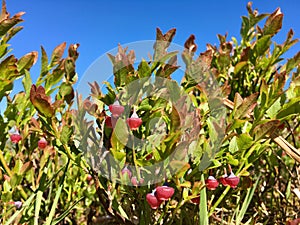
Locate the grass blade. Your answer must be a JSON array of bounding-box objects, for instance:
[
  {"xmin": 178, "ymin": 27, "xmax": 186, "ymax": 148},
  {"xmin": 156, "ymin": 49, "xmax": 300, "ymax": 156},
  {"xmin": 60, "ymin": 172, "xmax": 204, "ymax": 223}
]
[
  {"xmin": 199, "ymin": 174, "xmax": 208, "ymax": 225},
  {"xmin": 4, "ymin": 194, "xmax": 36, "ymax": 225}
]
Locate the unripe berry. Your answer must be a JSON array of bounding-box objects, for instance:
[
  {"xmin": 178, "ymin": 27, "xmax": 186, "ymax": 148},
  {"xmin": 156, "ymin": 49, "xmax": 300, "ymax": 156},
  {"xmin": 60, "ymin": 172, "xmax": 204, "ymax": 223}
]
[{"xmin": 121, "ymin": 166, "xmax": 132, "ymax": 179}]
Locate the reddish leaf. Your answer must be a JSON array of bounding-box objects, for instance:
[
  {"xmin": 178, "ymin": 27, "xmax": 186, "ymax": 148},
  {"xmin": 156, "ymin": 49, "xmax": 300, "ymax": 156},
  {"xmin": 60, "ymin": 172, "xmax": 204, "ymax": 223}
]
[{"xmin": 30, "ymin": 84, "xmax": 54, "ymax": 117}]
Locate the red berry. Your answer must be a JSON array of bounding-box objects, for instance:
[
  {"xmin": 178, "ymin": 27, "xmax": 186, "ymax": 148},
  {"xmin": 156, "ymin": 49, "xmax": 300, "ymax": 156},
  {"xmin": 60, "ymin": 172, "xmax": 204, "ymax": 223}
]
[
  {"xmin": 105, "ymin": 116, "xmax": 113, "ymax": 128},
  {"xmin": 225, "ymin": 172, "xmax": 240, "ymax": 188},
  {"xmin": 10, "ymin": 133, "xmax": 21, "ymax": 144},
  {"xmin": 205, "ymin": 176, "xmax": 219, "ymax": 190},
  {"xmin": 146, "ymin": 193, "xmax": 163, "ymax": 209},
  {"xmin": 190, "ymin": 195, "xmax": 200, "ymax": 204},
  {"xmin": 155, "ymin": 186, "xmax": 175, "ymax": 201},
  {"xmin": 109, "ymin": 100, "xmax": 124, "ymax": 117},
  {"xmin": 38, "ymin": 137, "xmax": 47, "ymax": 149},
  {"xmin": 145, "ymin": 153, "xmax": 153, "ymax": 160},
  {"xmin": 126, "ymin": 110, "xmax": 142, "ymax": 130},
  {"xmin": 121, "ymin": 167, "xmax": 132, "ymax": 179},
  {"xmin": 219, "ymin": 173, "xmax": 228, "ymax": 186}
]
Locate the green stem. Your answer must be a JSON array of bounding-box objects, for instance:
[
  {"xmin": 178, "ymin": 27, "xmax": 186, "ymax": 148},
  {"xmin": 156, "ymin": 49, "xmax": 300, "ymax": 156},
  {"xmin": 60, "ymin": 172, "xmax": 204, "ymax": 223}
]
[
  {"xmin": 131, "ymin": 138, "xmax": 140, "ymax": 181},
  {"xmin": 208, "ymin": 186, "xmax": 231, "ymax": 217}
]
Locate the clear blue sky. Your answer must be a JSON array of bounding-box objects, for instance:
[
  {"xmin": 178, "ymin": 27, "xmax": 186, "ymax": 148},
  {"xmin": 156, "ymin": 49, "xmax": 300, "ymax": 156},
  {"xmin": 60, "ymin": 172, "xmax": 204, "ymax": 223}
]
[{"xmin": 5, "ymin": 0, "xmax": 300, "ymax": 89}]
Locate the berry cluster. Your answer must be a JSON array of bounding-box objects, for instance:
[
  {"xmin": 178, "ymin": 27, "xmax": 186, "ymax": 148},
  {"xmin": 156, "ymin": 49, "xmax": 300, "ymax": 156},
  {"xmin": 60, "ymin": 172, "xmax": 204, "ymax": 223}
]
[
  {"xmin": 146, "ymin": 185, "xmax": 175, "ymax": 209},
  {"xmin": 205, "ymin": 166, "xmax": 240, "ymax": 190},
  {"xmin": 10, "ymin": 130, "xmax": 48, "ymax": 150},
  {"xmin": 106, "ymin": 100, "xmax": 142, "ymax": 130},
  {"xmin": 121, "ymin": 166, "xmax": 144, "ymax": 186}
]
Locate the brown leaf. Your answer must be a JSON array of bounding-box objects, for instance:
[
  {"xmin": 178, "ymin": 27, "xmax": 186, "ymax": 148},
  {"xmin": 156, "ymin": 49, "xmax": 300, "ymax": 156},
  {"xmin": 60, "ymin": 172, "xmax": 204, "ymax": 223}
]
[
  {"xmin": 68, "ymin": 43, "xmax": 80, "ymax": 60},
  {"xmin": 49, "ymin": 42, "xmax": 66, "ymax": 67},
  {"xmin": 263, "ymin": 8, "xmax": 283, "ymax": 36},
  {"xmin": 234, "ymin": 93, "xmax": 258, "ymax": 119},
  {"xmin": 252, "ymin": 119, "xmax": 281, "ymax": 140},
  {"xmin": 184, "ymin": 34, "xmax": 197, "ymax": 53}
]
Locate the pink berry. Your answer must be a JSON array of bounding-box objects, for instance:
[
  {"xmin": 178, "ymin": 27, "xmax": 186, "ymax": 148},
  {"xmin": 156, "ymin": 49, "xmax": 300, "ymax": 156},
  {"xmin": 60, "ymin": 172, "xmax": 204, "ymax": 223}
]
[
  {"xmin": 38, "ymin": 137, "xmax": 47, "ymax": 149},
  {"xmin": 14, "ymin": 201, "xmax": 22, "ymax": 209},
  {"xmin": 155, "ymin": 186, "xmax": 175, "ymax": 201},
  {"xmin": 205, "ymin": 176, "xmax": 219, "ymax": 190},
  {"xmin": 131, "ymin": 176, "xmax": 138, "ymax": 186},
  {"xmin": 146, "ymin": 192, "xmax": 163, "ymax": 209},
  {"xmin": 109, "ymin": 100, "xmax": 124, "ymax": 117},
  {"xmin": 10, "ymin": 133, "xmax": 21, "ymax": 144},
  {"xmin": 86, "ymin": 174, "xmax": 93, "ymax": 182},
  {"xmin": 190, "ymin": 196, "xmax": 200, "ymax": 205},
  {"xmin": 139, "ymin": 177, "xmax": 144, "ymax": 184}
]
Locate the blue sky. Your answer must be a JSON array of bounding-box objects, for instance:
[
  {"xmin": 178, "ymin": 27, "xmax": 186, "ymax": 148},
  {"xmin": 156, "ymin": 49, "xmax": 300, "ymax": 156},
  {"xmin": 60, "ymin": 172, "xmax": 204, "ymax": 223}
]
[{"xmin": 5, "ymin": 0, "xmax": 300, "ymax": 94}]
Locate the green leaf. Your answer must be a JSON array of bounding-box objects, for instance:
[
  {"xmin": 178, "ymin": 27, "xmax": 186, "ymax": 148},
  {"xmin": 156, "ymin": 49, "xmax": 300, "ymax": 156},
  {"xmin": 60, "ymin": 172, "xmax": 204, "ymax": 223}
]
[
  {"xmin": 266, "ymin": 98, "xmax": 281, "ymax": 118},
  {"xmin": 227, "ymin": 153, "xmax": 239, "ymax": 166},
  {"xmin": 22, "ymin": 70, "xmax": 32, "ymax": 98},
  {"xmin": 276, "ymin": 98, "xmax": 300, "ymax": 119},
  {"xmin": 0, "ymin": 78, "xmax": 12, "ymax": 101},
  {"xmin": 0, "ymin": 55, "xmax": 19, "ymax": 80},
  {"xmin": 111, "ymin": 119, "xmax": 129, "ymax": 150},
  {"xmin": 17, "ymin": 51, "xmax": 38, "ymax": 74},
  {"xmin": 59, "ymin": 82, "xmax": 74, "ymax": 103},
  {"xmin": 64, "ymin": 57, "xmax": 76, "ymax": 81},
  {"xmin": 0, "ymin": 43, "xmax": 9, "ymax": 58},
  {"xmin": 199, "ymin": 174, "xmax": 208, "ymax": 225},
  {"xmin": 138, "ymin": 59, "xmax": 151, "ymax": 78},
  {"xmin": 30, "ymin": 85, "xmax": 54, "ymax": 117},
  {"xmin": 118, "ymin": 205, "xmax": 129, "ymax": 220},
  {"xmin": 229, "ymin": 136, "xmax": 238, "ymax": 153},
  {"xmin": 254, "ymin": 35, "xmax": 271, "ymax": 57},
  {"xmin": 236, "ymin": 133, "xmax": 253, "ymax": 151},
  {"xmin": 40, "ymin": 46, "xmax": 48, "ymax": 77},
  {"xmin": 61, "ymin": 125, "xmax": 74, "ymax": 145},
  {"xmin": 286, "ymin": 51, "xmax": 300, "ymax": 74},
  {"xmin": 234, "ymin": 61, "xmax": 247, "ymax": 74}
]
